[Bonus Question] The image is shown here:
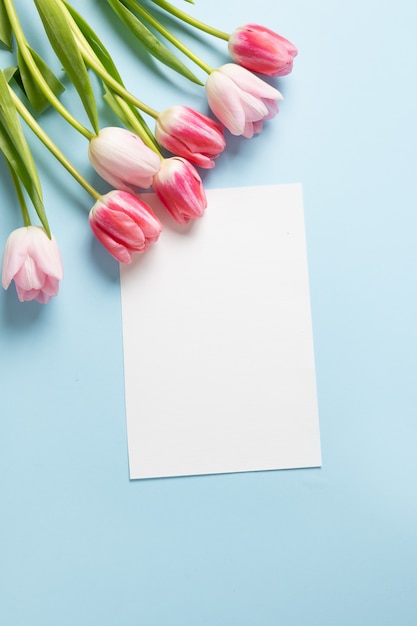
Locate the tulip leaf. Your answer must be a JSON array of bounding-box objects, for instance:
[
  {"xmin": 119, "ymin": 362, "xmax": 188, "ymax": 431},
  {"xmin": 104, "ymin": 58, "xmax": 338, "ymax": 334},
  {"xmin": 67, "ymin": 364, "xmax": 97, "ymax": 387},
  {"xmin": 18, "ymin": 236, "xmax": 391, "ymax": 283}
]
[
  {"xmin": 17, "ymin": 46, "xmax": 65, "ymax": 113},
  {"xmin": 0, "ymin": 121, "xmax": 49, "ymax": 234},
  {"xmin": 107, "ymin": 0, "xmax": 203, "ymax": 85},
  {"xmin": 0, "ymin": 71, "xmax": 50, "ymax": 234},
  {"xmin": 61, "ymin": 0, "xmax": 124, "ymax": 84},
  {"xmin": 3, "ymin": 65, "xmax": 18, "ymax": 83},
  {"xmin": 33, "ymin": 0, "xmax": 99, "ymax": 133},
  {"xmin": 0, "ymin": 0, "xmax": 13, "ymax": 50},
  {"xmin": 0, "ymin": 71, "xmax": 42, "ymax": 198}
]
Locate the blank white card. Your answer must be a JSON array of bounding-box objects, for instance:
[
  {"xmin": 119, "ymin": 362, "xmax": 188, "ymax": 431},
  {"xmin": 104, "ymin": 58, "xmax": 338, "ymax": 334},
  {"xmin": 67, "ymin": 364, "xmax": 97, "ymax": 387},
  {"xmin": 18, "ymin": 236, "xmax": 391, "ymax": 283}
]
[{"xmin": 120, "ymin": 184, "xmax": 321, "ymax": 479}]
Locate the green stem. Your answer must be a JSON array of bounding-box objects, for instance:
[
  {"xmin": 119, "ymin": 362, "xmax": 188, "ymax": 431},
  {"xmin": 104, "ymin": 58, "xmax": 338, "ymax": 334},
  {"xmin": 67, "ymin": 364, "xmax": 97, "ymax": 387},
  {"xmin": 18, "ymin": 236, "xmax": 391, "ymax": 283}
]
[
  {"xmin": 9, "ymin": 88, "xmax": 101, "ymax": 201},
  {"xmin": 121, "ymin": 0, "xmax": 213, "ymax": 74},
  {"xmin": 58, "ymin": 4, "xmax": 160, "ymax": 118},
  {"xmin": 5, "ymin": 157, "xmax": 31, "ymax": 226},
  {"xmin": 3, "ymin": 0, "xmax": 94, "ymax": 141},
  {"xmin": 149, "ymin": 0, "xmax": 230, "ymax": 41}
]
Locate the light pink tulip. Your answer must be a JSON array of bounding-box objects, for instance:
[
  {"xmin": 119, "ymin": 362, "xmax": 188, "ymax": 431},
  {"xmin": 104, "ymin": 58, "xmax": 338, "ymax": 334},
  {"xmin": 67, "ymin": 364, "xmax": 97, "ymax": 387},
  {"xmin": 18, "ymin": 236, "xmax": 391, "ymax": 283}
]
[
  {"xmin": 88, "ymin": 127, "xmax": 161, "ymax": 193},
  {"xmin": 205, "ymin": 63, "xmax": 283, "ymax": 138},
  {"xmin": 2, "ymin": 226, "xmax": 63, "ymax": 303},
  {"xmin": 228, "ymin": 24, "xmax": 298, "ymax": 77},
  {"xmin": 155, "ymin": 105, "xmax": 226, "ymax": 169},
  {"xmin": 153, "ymin": 157, "xmax": 207, "ymax": 224},
  {"xmin": 89, "ymin": 190, "xmax": 162, "ymax": 263}
]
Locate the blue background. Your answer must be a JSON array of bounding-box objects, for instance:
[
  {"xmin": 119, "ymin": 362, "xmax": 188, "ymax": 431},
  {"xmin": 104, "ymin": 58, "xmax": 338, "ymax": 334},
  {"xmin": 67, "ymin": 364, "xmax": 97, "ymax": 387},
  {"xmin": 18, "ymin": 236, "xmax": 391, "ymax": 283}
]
[{"xmin": 1, "ymin": 1, "xmax": 416, "ymax": 624}]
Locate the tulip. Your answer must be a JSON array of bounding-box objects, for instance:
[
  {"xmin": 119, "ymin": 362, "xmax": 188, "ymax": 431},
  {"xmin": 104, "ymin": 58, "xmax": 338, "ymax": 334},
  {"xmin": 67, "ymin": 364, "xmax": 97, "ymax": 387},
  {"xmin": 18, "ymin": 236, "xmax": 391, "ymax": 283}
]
[
  {"xmin": 88, "ymin": 127, "xmax": 161, "ymax": 193},
  {"xmin": 228, "ymin": 24, "xmax": 298, "ymax": 77},
  {"xmin": 2, "ymin": 226, "xmax": 63, "ymax": 304},
  {"xmin": 155, "ymin": 105, "xmax": 226, "ymax": 169},
  {"xmin": 205, "ymin": 63, "xmax": 283, "ymax": 138},
  {"xmin": 152, "ymin": 157, "xmax": 207, "ymax": 224},
  {"xmin": 89, "ymin": 190, "xmax": 162, "ymax": 263}
]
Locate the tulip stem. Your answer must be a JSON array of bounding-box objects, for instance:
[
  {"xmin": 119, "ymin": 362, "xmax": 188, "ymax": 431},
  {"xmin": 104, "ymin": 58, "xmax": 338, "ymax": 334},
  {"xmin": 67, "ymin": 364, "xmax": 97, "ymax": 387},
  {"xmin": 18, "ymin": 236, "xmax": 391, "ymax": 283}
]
[
  {"xmin": 148, "ymin": 0, "xmax": 230, "ymax": 41},
  {"xmin": 58, "ymin": 2, "xmax": 160, "ymax": 118},
  {"xmin": 5, "ymin": 158, "xmax": 32, "ymax": 227},
  {"xmin": 120, "ymin": 0, "xmax": 214, "ymax": 74},
  {"xmin": 9, "ymin": 88, "xmax": 101, "ymax": 201},
  {"xmin": 3, "ymin": 0, "xmax": 95, "ymax": 141},
  {"xmin": 78, "ymin": 38, "xmax": 160, "ymax": 117}
]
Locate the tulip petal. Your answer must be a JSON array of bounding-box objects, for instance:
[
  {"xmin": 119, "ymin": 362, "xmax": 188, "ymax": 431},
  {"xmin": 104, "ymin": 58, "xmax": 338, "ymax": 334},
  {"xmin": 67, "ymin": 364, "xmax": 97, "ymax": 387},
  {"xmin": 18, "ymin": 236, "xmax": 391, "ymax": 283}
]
[
  {"xmin": 89, "ymin": 190, "xmax": 162, "ymax": 262},
  {"xmin": 89, "ymin": 218, "xmax": 135, "ymax": 263},
  {"xmin": 1, "ymin": 226, "xmax": 63, "ymax": 303},
  {"xmin": 1, "ymin": 228, "xmax": 40, "ymax": 288},
  {"xmin": 14, "ymin": 257, "xmax": 45, "ymax": 291},
  {"xmin": 239, "ymin": 89, "xmax": 269, "ymax": 122},
  {"xmin": 220, "ymin": 63, "xmax": 283, "ymax": 101},
  {"xmin": 263, "ymin": 99, "xmax": 280, "ymax": 120},
  {"xmin": 26, "ymin": 227, "xmax": 63, "ymax": 279},
  {"xmin": 206, "ymin": 71, "xmax": 247, "ymax": 135},
  {"xmin": 228, "ymin": 24, "xmax": 297, "ymax": 77},
  {"xmin": 88, "ymin": 127, "xmax": 161, "ymax": 192},
  {"xmin": 153, "ymin": 157, "xmax": 207, "ymax": 223},
  {"xmin": 93, "ymin": 208, "xmax": 147, "ymax": 250}
]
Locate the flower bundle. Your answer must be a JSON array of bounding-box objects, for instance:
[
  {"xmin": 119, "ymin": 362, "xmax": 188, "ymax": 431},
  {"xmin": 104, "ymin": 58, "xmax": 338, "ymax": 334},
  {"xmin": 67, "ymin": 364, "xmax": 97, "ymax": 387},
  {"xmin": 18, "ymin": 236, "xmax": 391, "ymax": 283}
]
[{"xmin": 0, "ymin": 0, "xmax": 297, "ymax": 303}]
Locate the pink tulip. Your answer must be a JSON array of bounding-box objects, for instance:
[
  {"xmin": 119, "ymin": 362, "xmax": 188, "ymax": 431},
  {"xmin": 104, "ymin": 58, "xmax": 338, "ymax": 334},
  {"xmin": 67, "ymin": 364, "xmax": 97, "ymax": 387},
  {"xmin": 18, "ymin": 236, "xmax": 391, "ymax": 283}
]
[
  {"xmin": 228, "ymin": 24, "xmax": 298, "ymax": 77},
  {"xmin": 89, "ymin": 190, "xmax": 162, "ymax": 263},
  {"xmin": 152, "ymin": 157, "xmax": 207, "ymax": 224},
  {"xmin": 205, "ymin": 63, "xmax": 283, "ymax": 138},
  {"xmin": 2, "ymin": 226, "xmax": 63, "ymax": 304},
  {"xmin": 88, "ymin": 127, "xmax": 161, "ymax": 193},
  {"xmin": 155, "ymin": 105, "xmax": 226, "ymax": 169}
]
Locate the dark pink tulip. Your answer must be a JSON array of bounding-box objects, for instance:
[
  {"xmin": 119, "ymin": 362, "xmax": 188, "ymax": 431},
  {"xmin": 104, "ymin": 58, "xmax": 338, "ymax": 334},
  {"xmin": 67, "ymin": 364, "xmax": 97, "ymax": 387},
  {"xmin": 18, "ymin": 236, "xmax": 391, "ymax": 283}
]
[
  {"xmin": 2, "ymin": 226, "xmax": 63, "ymax": 303},
  {"xmin": 153, "ymin": 157, "xmax": 207, "ymax": 225},
  {"xmin": 89, "ymin": 190, "xmax": 162, "ymax": 263},
  {"xmin": 228, "ymin": 24, "xmax": 298, "ymax": 77},
  {"xmin": 155, "ymin": 105, "xmax": 226, "ymax": 169}
]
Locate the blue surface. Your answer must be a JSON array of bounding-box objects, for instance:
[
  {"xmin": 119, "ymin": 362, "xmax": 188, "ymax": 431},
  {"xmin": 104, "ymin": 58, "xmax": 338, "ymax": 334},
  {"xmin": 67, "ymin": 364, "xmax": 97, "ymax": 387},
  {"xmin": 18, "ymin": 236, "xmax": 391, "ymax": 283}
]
[{"xmin": 1, "ymin": 1, "xmax": 417, "ymax": 624}]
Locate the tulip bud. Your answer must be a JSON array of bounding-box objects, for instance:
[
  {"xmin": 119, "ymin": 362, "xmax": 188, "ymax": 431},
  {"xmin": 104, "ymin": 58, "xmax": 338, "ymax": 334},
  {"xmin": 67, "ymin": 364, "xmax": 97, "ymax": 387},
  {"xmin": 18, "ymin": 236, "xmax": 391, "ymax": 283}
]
[
  {"xmin": 228, "ymin": 24, "xmax": 298, "ymax": 77},
  {"xmin": 2, "ymin": 226, "xmax": 63, "ymax": 303},
  {"xmin": 205, "ymin": 63, "xmax": 283, "ymax": 138},
  {"xmin": 153, "ymin": 157, "xmax": 207, "ymax": 225},
  {"xmin": 89, "ymin": 190, "xmax": 162, "ymax": 263},
  {"xmin": 88, "ymin": 127, "xmax": 161, "ymax": 193},
  {"xmin": 155, "ymin": 105, "xmax": 226, "ymax": 169}
]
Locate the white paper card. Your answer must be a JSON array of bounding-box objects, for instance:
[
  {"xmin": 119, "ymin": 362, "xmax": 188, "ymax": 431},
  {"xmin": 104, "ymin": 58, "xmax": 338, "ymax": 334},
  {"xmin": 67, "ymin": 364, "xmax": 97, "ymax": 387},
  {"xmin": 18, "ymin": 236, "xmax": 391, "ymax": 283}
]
[{"xmin": 120, "ymin": 184, "xmax": 321, "ymax": 479}]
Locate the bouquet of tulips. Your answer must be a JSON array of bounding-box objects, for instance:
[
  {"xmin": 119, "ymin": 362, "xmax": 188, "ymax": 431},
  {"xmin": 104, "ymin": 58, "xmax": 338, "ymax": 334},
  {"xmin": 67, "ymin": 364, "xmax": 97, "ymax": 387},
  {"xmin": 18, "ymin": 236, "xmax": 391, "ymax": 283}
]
[{"xmin": 0, "ymin": 0, "xmax": 297, "ymax": 303}]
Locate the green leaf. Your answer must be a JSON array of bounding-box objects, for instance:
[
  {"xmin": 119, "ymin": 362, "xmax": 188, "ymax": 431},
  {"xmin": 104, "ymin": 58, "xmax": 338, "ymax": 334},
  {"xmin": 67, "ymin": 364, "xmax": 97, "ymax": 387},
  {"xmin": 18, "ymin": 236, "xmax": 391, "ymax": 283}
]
[
  {"xmin": 0, "ymin": 121, "xmax": 50, "ymax": 234},
  {"xmin": 18, "ymin": 46, "xmax": 65, "ymax": 113},
  {"xmin": 34, "ymin": 0, "xmax": 99, "ymax": 132},
  {"xmin": 0, "ymin": 72, "xmax": 50, "ymax": 234},
  {"xmin": 107, "ymin": 0, "xmax": 203, "ymax": 85},
  {"xmin": 0, "ymin": 72, "xmax": 42, "ymax": 199},
  {"xmin": 62, "ymin": 0, "xmax": 124, "ymax": 84},
  {"xmin": 0, "ymin": 0, "xmax": 13, "ymax": 50},
  {"xmin": 3, "ymin": 65, "xmax": 18, "ymax": 83}
]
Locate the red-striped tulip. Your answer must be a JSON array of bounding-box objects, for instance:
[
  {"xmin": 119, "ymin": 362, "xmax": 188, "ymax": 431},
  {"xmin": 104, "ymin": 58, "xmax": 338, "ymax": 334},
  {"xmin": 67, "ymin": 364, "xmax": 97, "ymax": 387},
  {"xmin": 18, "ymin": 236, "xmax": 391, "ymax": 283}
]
[
  {"xmin": 205, "ymin": 63, "xmax": 283, "ymax": 138},
  {"xmin": 89, "ymin": 190, "xmax": 162, "ymax": 263},
  {"xmin": 152, "ymin": 157, "xmax": 207, "ymax": 225},
  {"xmin": 228, "ymin": 24, "xmax": 298, "ymax": 77},
  {"xmin": 2, "ymin": 226, "xmax": 63, "ymax": 303},
  {"xmin": 155, "ymin": 105, "xmax": 226, "ymax": 169},
  {"xmin": 88, "ymin": 127, "xmax": 161, "ymax": 193}
]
